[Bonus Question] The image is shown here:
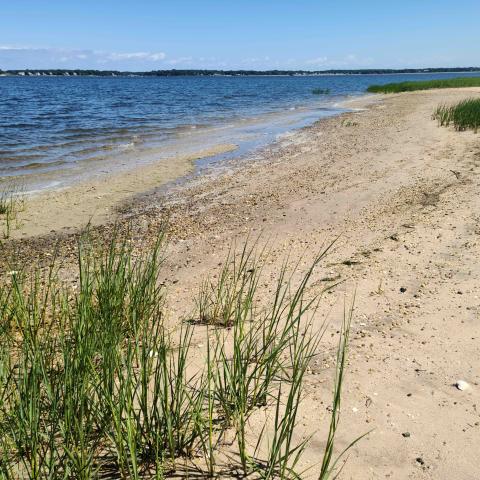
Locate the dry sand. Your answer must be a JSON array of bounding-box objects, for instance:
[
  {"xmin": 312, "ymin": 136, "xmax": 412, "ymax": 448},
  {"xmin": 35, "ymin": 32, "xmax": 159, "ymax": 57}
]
[{"xmin": 2, "ymin": 88, "xmax": 480, "ymax": 479}]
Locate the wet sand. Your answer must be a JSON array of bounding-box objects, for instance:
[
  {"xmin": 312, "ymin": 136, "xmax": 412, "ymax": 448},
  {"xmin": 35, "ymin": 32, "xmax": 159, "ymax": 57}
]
[
  {"xmin": 6, "ymin": 143, "xmax": 237, "ymax": 238},
  {"xmin": 2, "ymin": 88, "xmax": 480, "ymax": 478}
]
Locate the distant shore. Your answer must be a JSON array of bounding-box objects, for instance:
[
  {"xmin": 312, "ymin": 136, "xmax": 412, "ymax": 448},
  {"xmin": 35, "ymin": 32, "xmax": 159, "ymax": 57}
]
[{"xmin": 2, "ymin": 67, "xmax": 480, "ymax": 77}]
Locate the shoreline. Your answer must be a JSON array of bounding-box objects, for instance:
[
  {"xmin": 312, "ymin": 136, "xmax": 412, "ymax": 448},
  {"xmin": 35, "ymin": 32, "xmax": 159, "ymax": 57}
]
[
  {"xmin": 6, "ymin": 93, "xmax": 373, "ymax": 239},
  {"xmin": 4, "ymin": 143, "xmax": 237, "ymax": 238},
  {"xmin": 2, "ymin": 87, "xmax": 480, "ymax": 478}
]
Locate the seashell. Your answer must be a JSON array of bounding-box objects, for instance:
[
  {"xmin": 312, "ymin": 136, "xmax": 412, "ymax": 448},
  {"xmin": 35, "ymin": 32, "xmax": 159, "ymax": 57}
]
[{"xmin": 455, "ymin": 380, "xmax": 469, "ymax": 391}]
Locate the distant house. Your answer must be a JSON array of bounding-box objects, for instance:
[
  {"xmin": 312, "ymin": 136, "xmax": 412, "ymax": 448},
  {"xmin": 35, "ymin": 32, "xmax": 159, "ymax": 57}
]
[{"xmin": 18, "ymin": 71, "xmax": 26, "ymax": 76}]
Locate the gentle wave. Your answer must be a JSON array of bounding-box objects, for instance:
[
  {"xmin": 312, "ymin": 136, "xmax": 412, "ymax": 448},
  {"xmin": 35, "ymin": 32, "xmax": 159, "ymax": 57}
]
[{"xmin": 2, "ymin": 72, "xmax": 480, "ymax": 185}]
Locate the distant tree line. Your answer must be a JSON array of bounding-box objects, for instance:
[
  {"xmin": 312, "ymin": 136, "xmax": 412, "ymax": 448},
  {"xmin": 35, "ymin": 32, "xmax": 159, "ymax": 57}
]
[{"xmin": 1, "ymin": 67, "xmax": 480, "ymax": 77}]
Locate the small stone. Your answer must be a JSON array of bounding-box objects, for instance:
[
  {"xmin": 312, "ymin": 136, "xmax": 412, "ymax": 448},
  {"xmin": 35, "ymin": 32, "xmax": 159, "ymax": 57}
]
[
  {"xmin": 402, "ymin": 432, "xmax": 411, "ymax": 438},
  {"xmin": 400, "ymin": 287, "xmax": 407, "ymax": 293},
  {"xmin": 416, "ymin": 457, "xmax": 425, "ymax": 465},
  {"xmin": 455, "ymin": 380, "xmax": 469, "ymax": 391}
]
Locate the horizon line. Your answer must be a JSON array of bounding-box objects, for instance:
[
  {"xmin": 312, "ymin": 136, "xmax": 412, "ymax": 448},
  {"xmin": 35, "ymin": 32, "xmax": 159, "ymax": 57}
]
[{"xmin": 2, "ymin": 66, "xmax": 480, "ymax": 76}]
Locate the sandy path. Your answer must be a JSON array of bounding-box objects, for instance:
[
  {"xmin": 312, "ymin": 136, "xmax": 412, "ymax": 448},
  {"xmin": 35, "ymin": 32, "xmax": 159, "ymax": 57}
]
[{"xmin": 2, "ymin": 88, "xmax": 480, "ymax": 478}]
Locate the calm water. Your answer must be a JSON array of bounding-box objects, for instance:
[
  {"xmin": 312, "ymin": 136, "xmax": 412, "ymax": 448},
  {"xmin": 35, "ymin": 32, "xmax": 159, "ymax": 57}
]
[{"xmin": 1, "ymin": 72, "xmax": 479, "ymax": 190}]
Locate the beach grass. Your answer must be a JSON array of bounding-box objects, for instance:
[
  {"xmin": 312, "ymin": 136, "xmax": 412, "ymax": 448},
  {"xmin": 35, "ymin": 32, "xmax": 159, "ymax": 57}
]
[
  {"xmin": 195, "ymin": 242, "xmax": 262, "ymax": 327},
  {"xmin": 0, "ymin": 183, "xmax": 24, "ymax": 239},
  {"xmin": 0, "ymin": 229, "xmax": 362, "ymax": 478},
  {"xmin": 433, "ymin": 98, "xmax": 480, "ymax": 133},
  {"xmin": 367, "ymin": 76, "xmax": 480, "ymax": 93}
]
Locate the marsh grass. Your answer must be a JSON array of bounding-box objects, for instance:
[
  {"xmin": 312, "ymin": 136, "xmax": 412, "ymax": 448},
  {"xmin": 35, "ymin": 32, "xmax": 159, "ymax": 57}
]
[
  {"xmin": 367, "ymin": 76, "xmax": 480, "ymax": 93},
  {"xmin": 0, "ymin": 231, "xmax": 362, "ymax": 478},
  {"xmin": 312, "ymin": 88, "xmax": 331, "ymax": 95},
  {"xmin": 433, "ymin": 98, "xmax": 480, "ymax": 133}
]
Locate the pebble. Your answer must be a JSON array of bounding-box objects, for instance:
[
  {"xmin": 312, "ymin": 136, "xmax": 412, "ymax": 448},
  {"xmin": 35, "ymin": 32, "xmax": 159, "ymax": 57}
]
[
  {"xmin": 455, "ymin": 380, "xmax": 469, "ymax": 391},
  {"xmin": 402, "ymin": 432, "xmax": 411, "ymax": 438},
  {"xmin": 416, "ymin": 457, "xmax": 425, "ymax": 466}
]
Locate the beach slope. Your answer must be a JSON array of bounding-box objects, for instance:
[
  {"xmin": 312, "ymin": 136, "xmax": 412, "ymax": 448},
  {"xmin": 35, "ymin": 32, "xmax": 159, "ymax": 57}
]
[{"xmin": 4, "ymin": 88, "xmax": 480, "ymax": 479}]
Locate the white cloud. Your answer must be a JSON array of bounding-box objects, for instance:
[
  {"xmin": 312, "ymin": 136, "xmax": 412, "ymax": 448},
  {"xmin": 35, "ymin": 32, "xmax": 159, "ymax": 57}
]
[
  {"xmin": 0, "ymin": 44, "xmax": 376, "ymax": 71},
  {"xmin": 304, "ymin": 54, "xmax": 374, "ymax": 69},
  {"xmin": 107, "ymin": 51, "xmax": 166, "ymax": 61},
  {"xmin": 0, "ymin": 45, "xmax": 167, "ymax": 70},
  {"xmin": 305, "ymin": 57, "xmax": 328, "ymax": 66},
  {"xmin": 150, "ymin": 52, "xmax": 166, "ymax": 61},
  {"xmin": 165, "ymin": 56, "xmax": 193, "ymax": 65}
]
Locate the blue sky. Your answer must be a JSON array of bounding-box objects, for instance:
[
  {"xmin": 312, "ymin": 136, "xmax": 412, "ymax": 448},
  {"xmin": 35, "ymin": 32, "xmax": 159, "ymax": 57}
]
[{"xmin": 1, "ymin": 0, "xmax": 479, "ymax": 70}]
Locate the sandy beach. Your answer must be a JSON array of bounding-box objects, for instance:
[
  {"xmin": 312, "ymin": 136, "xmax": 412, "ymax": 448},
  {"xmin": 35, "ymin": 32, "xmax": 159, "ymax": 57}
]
[{"xmin": 3, "ymin": 87, "xmax": 480, "ymax": 478}]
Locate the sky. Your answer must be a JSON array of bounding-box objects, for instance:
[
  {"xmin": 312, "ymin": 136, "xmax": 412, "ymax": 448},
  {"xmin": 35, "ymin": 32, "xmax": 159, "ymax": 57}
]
[{"xmin": 1, "ymin": 0, "xmax": 480, "ymax": 71}]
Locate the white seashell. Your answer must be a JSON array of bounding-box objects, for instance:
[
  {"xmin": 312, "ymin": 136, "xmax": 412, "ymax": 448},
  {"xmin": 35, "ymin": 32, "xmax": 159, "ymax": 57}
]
[{"xmin": 455, "ymin": 380, "xmax": 469, "ymax": 391}]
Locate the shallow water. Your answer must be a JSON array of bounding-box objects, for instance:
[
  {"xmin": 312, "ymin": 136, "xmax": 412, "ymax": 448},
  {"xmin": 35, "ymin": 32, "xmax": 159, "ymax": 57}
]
[{"xmin": 1, "ymin": 72, "xmax": 479, "ymax": 190}]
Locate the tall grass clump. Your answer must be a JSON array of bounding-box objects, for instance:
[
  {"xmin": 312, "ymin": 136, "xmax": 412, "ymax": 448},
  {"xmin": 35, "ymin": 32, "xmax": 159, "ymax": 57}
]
[
  {"xmin": 433, "ymin": 98, "xmax": 480, "ymax": 133},
  {"xmin": 0, "ymin": 230, "xmax": 363, "ymax": 478},
  {"xmin": 367, "ymin": 76, "xmax": 480, "ymax": 93},
  {"xmin": 0, "ymin": 231, "xmax": 184, "ymax": 478},
  {"xmin": 196, "ymin": 243, "xmax": 262, "ymax": 327},
  {"xmin": 209, "ymin": 255, "xmax": 325, "ymax": 474},
  {"xmin": 0, "ymin": 182, "xmax": 24, "ymax": 239}
]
